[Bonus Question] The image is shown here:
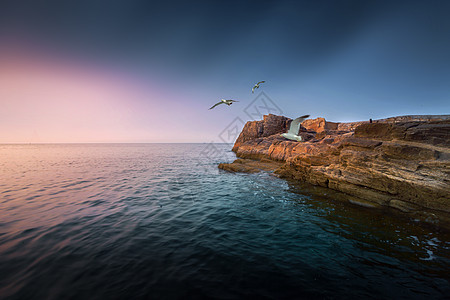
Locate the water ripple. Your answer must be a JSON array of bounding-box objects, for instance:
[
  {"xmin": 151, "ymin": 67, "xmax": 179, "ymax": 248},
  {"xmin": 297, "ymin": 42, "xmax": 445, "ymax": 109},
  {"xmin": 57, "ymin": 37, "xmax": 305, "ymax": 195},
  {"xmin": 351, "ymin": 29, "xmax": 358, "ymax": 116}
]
[{"xmin": 0, "ymin": 144, "xmax": 449, "ymax": 299}]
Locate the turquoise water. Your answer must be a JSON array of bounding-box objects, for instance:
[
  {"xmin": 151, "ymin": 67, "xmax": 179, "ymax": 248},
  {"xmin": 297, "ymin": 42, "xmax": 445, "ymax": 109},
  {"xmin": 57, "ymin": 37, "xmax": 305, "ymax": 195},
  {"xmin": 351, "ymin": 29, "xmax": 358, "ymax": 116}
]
[{"xmin": 0, "ymin": 144, "xmax": 449, "ymax": 299}]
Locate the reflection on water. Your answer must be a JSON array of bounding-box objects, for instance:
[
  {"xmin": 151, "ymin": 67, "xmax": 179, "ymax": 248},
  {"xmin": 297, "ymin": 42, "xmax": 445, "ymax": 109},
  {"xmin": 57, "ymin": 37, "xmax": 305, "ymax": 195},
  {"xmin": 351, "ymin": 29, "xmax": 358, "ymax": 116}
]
[{"xmin": 0, "ymin": 144, "xmax": 449, "ymax": 299}]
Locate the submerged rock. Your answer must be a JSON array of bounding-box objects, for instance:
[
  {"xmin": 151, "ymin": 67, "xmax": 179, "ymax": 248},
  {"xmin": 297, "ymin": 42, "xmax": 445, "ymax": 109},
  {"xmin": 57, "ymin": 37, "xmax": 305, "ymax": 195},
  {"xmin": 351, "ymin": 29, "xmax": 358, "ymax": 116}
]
[
  {"xmin": 221, "ymin": 114, "xmax": 450, "ymax": 226},
  {"xmin": 218, "ymin": 158, "xmax": 282, "ymax": 174}
]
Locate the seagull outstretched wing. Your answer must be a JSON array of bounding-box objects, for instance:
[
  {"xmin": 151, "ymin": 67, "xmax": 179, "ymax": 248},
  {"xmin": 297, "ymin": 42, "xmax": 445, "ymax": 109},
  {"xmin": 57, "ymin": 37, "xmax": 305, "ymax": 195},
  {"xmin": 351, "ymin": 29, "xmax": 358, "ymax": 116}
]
[
  {"xmin": 287, "ymin": 115, "xmax": 310, "ymax": 134},
  {"xmin": 252, "ymin": 81, "xmax": 266, "ymax": 93},
  {"xmin": 209, "ymin": 102, "xmax": 224, "ymax": 110}
]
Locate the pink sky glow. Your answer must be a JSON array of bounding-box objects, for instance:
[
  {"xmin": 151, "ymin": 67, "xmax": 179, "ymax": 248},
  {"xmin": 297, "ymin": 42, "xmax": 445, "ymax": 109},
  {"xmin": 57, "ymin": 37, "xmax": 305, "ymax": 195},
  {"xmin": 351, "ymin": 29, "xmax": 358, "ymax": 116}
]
[{"xmin": 0, "ymin": 49, "xmax": 209, "ymax": 143}]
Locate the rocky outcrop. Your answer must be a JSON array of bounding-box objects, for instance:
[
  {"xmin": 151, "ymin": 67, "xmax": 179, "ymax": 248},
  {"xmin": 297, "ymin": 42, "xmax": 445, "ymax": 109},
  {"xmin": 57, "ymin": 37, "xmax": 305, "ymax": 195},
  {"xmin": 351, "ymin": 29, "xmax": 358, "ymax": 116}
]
[
  {"xmin": 302, "ymin": 117, "xmax": 338, "ymax": 132},
  {"xmin": 232, "ymin": 114, "xmax": 291, "ymax": 151},
  {"xmin": 355, "ymin": 121, "xmax": 450, "ymax": 147},
  {"xmin": 218, "ymin": 158, "xmax": 282, "ymax": 173},
  {"xmin": 220, "ymin": 114, "xmax": 450, "ymax": 225}
]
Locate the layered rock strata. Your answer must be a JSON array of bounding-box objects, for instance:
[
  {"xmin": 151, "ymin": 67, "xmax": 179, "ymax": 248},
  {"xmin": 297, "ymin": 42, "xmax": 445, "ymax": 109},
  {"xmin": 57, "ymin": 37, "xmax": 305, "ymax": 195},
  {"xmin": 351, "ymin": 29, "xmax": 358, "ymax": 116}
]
[{"xmin": 219, "ymin": 114, "xmax": 450, "ymax": 222}]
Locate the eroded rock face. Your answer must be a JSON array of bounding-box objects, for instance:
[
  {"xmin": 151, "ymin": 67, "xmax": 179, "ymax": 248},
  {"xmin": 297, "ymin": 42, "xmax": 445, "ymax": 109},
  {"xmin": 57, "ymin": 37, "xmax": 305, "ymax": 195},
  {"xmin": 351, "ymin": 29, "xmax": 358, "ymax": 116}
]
[
  {"xmin": 302, "ymin": 117, "xmax": 338, "ymax": 132},
  {"xmin": 355, "ymin": 121, "xmax": 450, "ymax": 147},
  {"xmin": 232, "ymin": 114, "xmax": 291, "ymax": 151},
  {"xmin": 225, "ymin": 114, "xmax": 450, "ymax": 217},
  {"xmin": 218, "ymin": 158, "xmax": 282, "ymax": 173}
]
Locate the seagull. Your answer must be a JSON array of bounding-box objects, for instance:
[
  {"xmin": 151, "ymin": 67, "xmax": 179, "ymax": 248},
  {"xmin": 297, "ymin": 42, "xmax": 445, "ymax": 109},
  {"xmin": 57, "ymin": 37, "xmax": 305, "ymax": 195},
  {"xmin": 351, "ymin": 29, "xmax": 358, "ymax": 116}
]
[
  {"xmin": 252, "ymin": 81, "xmax": 265, "ymax": 93},
  {"xmin": 209, "ymin": 99, "xmax": 239, "ymax": 110},
  {"xmin": 281, "ymin": 115, "xmax": 310, "ymax": 141}
]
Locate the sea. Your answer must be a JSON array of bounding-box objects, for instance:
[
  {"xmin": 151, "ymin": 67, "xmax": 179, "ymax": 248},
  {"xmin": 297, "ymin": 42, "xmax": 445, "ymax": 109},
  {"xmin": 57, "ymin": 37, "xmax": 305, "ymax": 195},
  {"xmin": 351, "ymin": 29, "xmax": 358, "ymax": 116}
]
[{"xmin": 0, "ymin": 143, "xmax": 449, "ymax": 299}]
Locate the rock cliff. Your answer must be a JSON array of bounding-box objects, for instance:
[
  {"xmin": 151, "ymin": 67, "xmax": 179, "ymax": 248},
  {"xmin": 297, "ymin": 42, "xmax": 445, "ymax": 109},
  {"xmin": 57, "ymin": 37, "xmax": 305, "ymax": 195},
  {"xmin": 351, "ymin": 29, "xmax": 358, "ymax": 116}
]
[{"xmin": 220, "ymin": 114, "xmax": 450, "ymax": 225}]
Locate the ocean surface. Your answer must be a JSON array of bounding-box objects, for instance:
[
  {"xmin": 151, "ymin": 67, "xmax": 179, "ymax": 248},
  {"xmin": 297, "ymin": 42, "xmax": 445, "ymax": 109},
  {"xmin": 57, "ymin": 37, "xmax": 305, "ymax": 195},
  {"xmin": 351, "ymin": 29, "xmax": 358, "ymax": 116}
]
[{"xmin": 0, "ymin": 143, "xmax": 449, "ymax": 299}]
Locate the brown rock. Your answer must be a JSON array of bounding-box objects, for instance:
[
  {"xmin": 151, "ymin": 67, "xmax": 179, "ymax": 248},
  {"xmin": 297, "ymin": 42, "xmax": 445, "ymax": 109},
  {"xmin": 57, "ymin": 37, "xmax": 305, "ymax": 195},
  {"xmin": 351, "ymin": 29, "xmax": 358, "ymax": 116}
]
[
  {"xmin": 380, "ymin": 143, "xmax": 439, "ymax": 160},
  {"xmin": 232, "ymin": 114, "xmax": 290, "ymax": 151},
  {"xmin": 378, "ymin": 115, "xmax": 450, "ymax": 123},
  {"xmin": 338, "ymin": 137, "xmax": 383, "ymax": 149},
  {"xmin": 354, "ymin": 123, "xmax": 395, "ymax": 139},
  {"xmin": 218, "ymin": 161, "xmax": 259, "ymax": 173},
  {"xmin": 355, "ymin": 120, "xmax": 450, "ymax": 147},
  {"xmin": 218, "ymin": 158, "xmax": 283, "ymax": 173},
  {"xmin": 337, "ymin": 121, "xmax": 369, "ymax": 132},
  {"xmin": 389, "ymin": 199, "xmax": 421, "ymax": 213},
  {"xmin": 403, "ymin": 123, "xmax": 450, "ymax": 147},
  {"xmin": 227, "ymin": 114, "xmax": 450, "ymax": 220},
  {"xmin": 302, "ymin": 117, "xmax": 339, "ymax": 133}
]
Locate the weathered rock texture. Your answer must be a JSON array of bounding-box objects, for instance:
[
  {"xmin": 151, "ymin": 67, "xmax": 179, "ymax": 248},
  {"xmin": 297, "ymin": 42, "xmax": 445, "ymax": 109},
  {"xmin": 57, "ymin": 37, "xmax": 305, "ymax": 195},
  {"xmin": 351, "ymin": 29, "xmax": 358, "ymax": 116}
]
[
  {"xmin": 232, "ymin": 114, "xmax": 291, "ymax": 151},
  {"xmin": 220, "ymin": 114, "xmax": 450, "ymax": 219},
  {"xmin": 218, "ymin": 158, "xmax": 282, "ymax": 174}
]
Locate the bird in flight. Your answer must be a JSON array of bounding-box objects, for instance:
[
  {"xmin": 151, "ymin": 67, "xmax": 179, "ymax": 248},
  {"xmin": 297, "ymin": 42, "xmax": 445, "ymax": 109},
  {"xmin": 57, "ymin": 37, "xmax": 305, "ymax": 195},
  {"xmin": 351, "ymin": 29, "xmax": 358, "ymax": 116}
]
[
  {"xmin": 281, "ymin": 115, "xmax": 310, "ymax": 141},
  {"xmin": 252, "ymin": 81, "xmax": 265, "ymax": 93},
  {"xmin": 209, "ymin": 99, "xmax": 239, "ymax": 110}
]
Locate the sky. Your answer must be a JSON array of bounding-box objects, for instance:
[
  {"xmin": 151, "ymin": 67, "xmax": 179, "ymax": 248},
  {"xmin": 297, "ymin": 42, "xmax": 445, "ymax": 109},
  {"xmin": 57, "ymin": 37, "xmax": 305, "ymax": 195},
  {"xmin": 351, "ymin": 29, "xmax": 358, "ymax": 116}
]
[{"xmin": 0, "ymin": 0, "xmax": 449, "ymax": 143}]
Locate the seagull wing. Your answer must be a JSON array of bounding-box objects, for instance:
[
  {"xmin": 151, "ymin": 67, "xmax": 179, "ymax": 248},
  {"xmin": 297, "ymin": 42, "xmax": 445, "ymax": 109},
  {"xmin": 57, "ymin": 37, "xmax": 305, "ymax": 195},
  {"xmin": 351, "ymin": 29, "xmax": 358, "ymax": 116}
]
[
  {"xmin": 287, "ymin": 115, "xmax": 310, "ymax": 134},
  {"xmin": 209, "ymin": 102, "xmax": 224, "ymax": 110},
  {"xmin": 257, "ymin": 81, "xmax": 265, "ymax": 85},
  {"xmin": 252, "ymin": 86, "xmax": 256, "ymax": 93},
  {"xmin": 227, "ymin": 100, "xmax": 239, "ymax": 102}
]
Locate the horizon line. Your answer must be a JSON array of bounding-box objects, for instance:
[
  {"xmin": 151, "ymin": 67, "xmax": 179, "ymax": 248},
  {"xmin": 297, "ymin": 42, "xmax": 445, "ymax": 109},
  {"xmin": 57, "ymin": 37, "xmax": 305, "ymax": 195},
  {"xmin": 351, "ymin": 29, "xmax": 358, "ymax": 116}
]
[{"xmin": 0, "ymin": 142, "xmax": 234, "ymax": 145}]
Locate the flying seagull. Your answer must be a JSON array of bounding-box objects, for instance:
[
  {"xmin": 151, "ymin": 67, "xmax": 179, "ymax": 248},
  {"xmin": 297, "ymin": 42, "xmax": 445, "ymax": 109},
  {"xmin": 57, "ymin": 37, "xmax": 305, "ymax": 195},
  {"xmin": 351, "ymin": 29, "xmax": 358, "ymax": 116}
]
[
  {"xmin": 209, "ymin": 99, "xmax": 239, "ymax": 110},
  {"xmin": 252, "ymin": 81, "xmax": 265, "ymax": 93},
  {"xmin": 281, "ymin": 115, "xmax": 310, "ymax": 141}
]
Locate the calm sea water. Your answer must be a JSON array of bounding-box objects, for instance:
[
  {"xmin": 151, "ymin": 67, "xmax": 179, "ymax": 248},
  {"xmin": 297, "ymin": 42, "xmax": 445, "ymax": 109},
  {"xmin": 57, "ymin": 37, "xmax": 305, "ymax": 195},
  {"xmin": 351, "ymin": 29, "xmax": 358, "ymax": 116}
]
[{"xmin": 0, "ymin": 144, "xmax": 449, "ymax": 299}]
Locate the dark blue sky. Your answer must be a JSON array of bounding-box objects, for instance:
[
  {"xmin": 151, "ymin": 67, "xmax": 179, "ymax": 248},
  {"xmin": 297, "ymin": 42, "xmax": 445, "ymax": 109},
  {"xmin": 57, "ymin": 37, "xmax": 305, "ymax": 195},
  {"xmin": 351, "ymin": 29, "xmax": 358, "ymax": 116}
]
[{"xmin": 1, "ymin": 0, "xmax": 449, "ymax": 142}]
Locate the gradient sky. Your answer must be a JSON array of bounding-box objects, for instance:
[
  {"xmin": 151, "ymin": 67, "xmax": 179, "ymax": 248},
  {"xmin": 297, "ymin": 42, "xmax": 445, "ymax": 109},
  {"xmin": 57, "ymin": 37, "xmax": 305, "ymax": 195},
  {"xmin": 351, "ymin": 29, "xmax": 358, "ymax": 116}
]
[{"xmin": 0, "ymin": 0, "xmax": 449, "ymax": 143}]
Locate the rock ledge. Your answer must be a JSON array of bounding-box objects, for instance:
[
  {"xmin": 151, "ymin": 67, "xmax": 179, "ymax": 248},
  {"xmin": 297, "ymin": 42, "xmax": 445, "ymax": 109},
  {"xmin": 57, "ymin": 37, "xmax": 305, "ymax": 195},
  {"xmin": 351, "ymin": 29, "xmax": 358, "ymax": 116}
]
[{"xmin": 220, "ymin": 114, "xmax": 450, "ymax": 227}]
